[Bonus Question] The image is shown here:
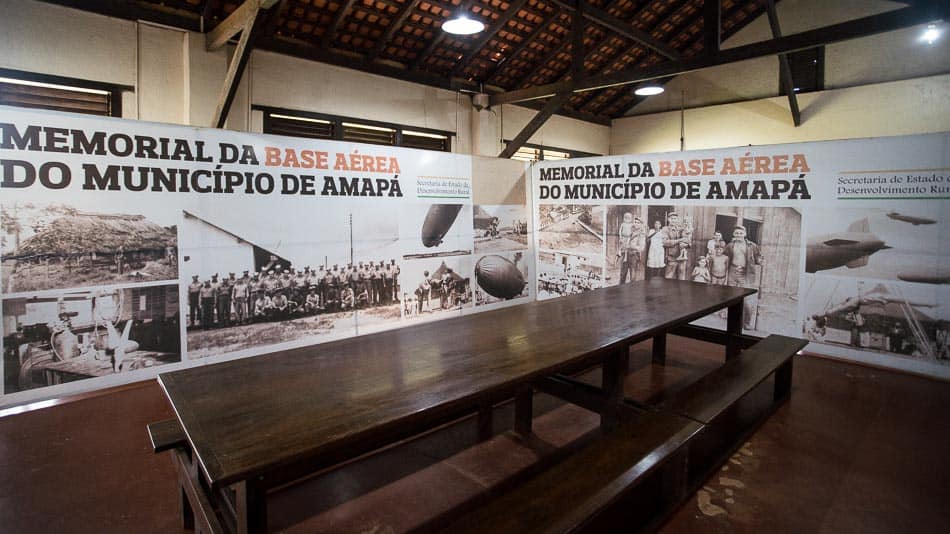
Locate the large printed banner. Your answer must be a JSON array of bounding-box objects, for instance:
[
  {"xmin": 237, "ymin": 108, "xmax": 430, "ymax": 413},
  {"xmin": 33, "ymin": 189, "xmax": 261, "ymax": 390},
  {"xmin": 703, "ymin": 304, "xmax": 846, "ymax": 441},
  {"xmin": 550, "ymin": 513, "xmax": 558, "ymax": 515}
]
[
  {"xmin": 532, "ymin": 133, "xmax": 950, "ymax": 378},
  {"xmin": 0, "ymin": 106, "xmax": 531, "ymax": 406}
]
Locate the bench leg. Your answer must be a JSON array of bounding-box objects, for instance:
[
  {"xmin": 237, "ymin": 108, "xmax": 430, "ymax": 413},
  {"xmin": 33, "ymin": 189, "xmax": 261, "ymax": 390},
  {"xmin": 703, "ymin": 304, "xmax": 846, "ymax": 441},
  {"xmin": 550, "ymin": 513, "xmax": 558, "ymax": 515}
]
[
  {"xmin": 726, "ymin": 301, "xmax": 743, "ymax": 360},
  {"xmin": 180, "ymin": 485, "xmax": 195, "ymax": 530},
  {"xmin": 236, "ymin": 478, "xmax": 268, "ymax": 534},
  {"xmin": 514, "ymin": 388, "xmax": 533, "ymax": 437},
  {"xmin": 774, "ymin": 358, "xmax": 794, "ymax": 401},
  {"xmin": 601, "ymin": 345, "xmax": 628, "ymax": 429},
  {"xmin": 652, "ymin": 334, "xmax": 667, "ymax": 365},
  {"xmin": 477, "ymin": 401, "xmax": 493, "ymax": 442},
  {"xmin": 661, "ymin": 447, "xmax": 689, "ymax": 508}
]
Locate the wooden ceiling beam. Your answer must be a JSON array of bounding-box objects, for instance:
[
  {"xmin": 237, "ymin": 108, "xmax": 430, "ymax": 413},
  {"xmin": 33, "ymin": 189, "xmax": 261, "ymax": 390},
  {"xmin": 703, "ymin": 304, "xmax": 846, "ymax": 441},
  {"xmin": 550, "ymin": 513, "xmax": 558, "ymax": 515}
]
[
  {"xmin": 481, "ymin": 9, "xmax": 562, "ymax": 85},
  {"xmin": 258, "ymin": 34, "xmax": 482, "ymax": 93},
  {"xmin": 498, "ymin": 89, "xmax": 575, "ymax": 158},
  {"xmin": 321, "ymin": 0, "xmax": 359, "ymax": 49},
  {"xmin": 704, "ymin": 0, "xmax": 721, "ymax": 55},
  {"xmin": 38, "ymin": 0, "xmax": 202, "ymax": 31},
  {"xmin": 207, "ymin": 0, "xmax": 280, "ymax": 51},
  {"xmin": 211, "ymin": 9, "xmax": 265, "ymax": 127},
  {"xmin": 608, "ymin": 0, "xmax": 756, "ymax": 116},
  {"xmin": 571, "ymin": 0, "xmax": 685, "ymax": 115},
  {"xmin": 491, "ymin": 2, "xmax": 949, "ymax": 107},
  {"xmin": 514, "ymin": 34, "xmax": 571, "ymax": 88},
  {"xmin": 765, "ymin": 0, "xmax": 801, "ymax": 126},
  {"xmin": 409, "ymin": 32, "xmax": 447, "ymax": 71},
  {"xmin": 547, "ymin": 0, "xmax": 681, "ymax": 60},
  {"xmin": 368, "ymin": 0, "xmax": 422, "ymax": 61},
  {"xmin": 450, "ymin": 0, "xmax": 530, "ymax": 77}
]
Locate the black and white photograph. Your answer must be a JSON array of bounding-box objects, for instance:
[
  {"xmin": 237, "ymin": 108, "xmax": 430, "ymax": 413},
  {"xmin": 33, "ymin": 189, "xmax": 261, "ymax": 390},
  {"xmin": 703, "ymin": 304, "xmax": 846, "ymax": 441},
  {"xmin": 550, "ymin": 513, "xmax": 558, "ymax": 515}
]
[
  {"xmin": 537, "ymin": 250, "xmax": 603, "ymax": 300},
  {"xmin": 802, "ymin": 276, "xmax": 950, "ymax": 365},
  {"xmin": 538, "ymin": 204, "xmax": 604, "ymax": 255},
  {"xmin": 473, "ymin": 204, "xmax": 529, "ymax": 254},
  {"xmin": 628, "ymin": 205, "xmax": 803, "ymax": 335},
  {"xmin": 604, "ymin": 205, "xmax": 650, "ymax": 285},
  {"xmin": 402, "ymin": 202, "xmax": 473, "ymax": 259},
  {"xmin": 804, "ymin": 206, "xmax": 948, "ymax": 283},
  {"xmin": 2, "ymin": 284, "xmax": 181, "ymax": 394},
  {"xmin": 1, "ymin": 199, "xmax": 179, "ymax": 294},
  {"xmin": 400, "ymin": 256, "xmax": 472, "ymax": 318},
  {"xmin": 473, "ymin": 251, "xmax": 530, "ymax": 306},
  {"xmin": 180, "ymin": 202, "xmax": 402, "ymax": 358}
]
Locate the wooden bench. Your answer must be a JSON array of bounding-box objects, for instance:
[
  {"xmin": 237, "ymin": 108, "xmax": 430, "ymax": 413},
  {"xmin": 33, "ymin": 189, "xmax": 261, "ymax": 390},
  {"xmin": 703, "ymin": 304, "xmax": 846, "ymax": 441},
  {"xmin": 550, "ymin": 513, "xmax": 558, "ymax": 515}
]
[
  {"xmin": 654, "ymin": 334, "xmax": 807, "ymax": 489},
  {"xmin": 147, "ymin": 418, "xmax": 186, "ymax": 453},
  {"xmin": 148, "ymin": 419, "xmax": 226, "ymax": 534},
  {"xmin": 440, "ymin": 409, "xmax": 703, "ymax": 534},
  {"xmin": 656, "ymin": 334, "xmax": 806, "ymax": 423}
]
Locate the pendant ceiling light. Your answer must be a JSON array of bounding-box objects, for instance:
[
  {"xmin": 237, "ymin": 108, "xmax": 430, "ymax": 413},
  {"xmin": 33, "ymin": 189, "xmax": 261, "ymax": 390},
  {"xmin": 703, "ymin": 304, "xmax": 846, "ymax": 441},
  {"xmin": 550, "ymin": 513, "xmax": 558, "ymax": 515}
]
[
  {"xmin": 634, "ymin": 85, "xmax": 665, "ymax": 96},
  {"xmin": 442, "ymin": 14, "xmax": 485, "ymax": 35}
]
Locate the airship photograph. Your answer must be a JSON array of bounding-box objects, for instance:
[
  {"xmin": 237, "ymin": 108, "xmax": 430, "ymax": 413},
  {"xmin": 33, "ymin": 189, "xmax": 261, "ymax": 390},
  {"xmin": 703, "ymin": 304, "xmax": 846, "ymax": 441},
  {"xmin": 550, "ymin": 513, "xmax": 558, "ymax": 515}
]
[
  {"xmin": 400, "ymin": 203, "xmax": 473, "ymax": 259},
  {"xmin": 886, "ymin": 212, "xmax": 937, "ymax": 226},
  {"xmin": 801, "ymin": 276, "xmax": 949, "ymax": 364},
  {"xmin": 474, "ymin": 251, "xmax": 529, "ymax": 305},
  {"xmin": 803, "ymin": 207, "xmax": 947, "ymax": 281}
]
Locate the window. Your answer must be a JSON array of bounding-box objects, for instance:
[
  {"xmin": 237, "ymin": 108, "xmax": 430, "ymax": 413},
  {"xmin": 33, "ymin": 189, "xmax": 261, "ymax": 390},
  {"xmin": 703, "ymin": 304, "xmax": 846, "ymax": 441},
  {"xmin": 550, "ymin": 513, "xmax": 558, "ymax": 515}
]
[
  {"xmin": 779, "ymin": 47, "xmax": 824, "ymax": 96},
  {"xmin": 504, "ymin": 141, "xmax": 599, "ymax": 162},
  {"xmin": 258, "ymin": 106, "xmax": 452, "ymax": 152},
  {"xmin": 0, "ymin": 68, "xmax": 128, "ymax": 117}
]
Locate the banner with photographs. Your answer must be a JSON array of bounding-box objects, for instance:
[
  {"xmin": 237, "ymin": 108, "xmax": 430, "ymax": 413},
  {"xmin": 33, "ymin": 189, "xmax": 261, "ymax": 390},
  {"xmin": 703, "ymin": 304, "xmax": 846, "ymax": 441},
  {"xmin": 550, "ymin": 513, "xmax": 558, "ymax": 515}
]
[
  {"xmin": 532, "ymin": 133, "xmax": 950, "ymax": 378},
  {"xmin": 0, "ymin": 106, "xmax": 531, "ymax": 406}
]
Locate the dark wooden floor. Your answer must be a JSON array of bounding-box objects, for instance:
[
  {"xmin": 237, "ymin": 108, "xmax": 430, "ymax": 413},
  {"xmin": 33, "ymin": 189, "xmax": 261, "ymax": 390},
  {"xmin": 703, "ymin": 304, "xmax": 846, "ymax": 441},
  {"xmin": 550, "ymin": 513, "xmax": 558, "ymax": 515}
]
[{"xmin": 1, "ymin": 337, "xmax": 948, "ymax": 533}]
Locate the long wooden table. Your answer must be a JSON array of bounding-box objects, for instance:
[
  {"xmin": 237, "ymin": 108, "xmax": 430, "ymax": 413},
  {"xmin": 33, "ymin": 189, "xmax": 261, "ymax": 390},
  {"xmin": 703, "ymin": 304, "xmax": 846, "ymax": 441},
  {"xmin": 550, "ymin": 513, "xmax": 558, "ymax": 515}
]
[{"xmin": 158, "ymin": 279, "xmax": 755, "ymax": 533}]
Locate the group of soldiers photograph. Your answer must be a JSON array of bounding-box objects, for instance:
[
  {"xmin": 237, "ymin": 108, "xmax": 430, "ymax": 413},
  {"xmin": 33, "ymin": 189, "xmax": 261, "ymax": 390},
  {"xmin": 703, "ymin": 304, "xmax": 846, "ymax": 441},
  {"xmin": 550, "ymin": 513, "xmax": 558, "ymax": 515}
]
[{"xmin": 186, "ymin": 260, "xmax": 401, "ymax": 329}]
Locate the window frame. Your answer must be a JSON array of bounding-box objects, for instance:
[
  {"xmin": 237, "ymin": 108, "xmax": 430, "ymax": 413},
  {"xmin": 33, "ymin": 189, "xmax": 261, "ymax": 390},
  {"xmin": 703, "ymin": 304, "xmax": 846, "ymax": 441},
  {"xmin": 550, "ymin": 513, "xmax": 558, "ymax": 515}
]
[
  {"xmin": 0, "ymin": 68, "xmax": 131, "ymax": 117},
  {"xmin": 255, "ymin": 105, "xmax": 454, "ymax": 152},
  {"xmin": 503, "ymin": 140, "xmax": 600, "ymax": 162}
]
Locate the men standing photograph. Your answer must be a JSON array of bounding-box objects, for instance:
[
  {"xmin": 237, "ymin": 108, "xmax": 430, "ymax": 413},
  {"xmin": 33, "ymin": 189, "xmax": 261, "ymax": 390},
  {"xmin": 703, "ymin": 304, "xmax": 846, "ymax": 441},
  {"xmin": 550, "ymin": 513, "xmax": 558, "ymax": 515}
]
[
  {"xmin": 662, "ymin": 213, "xmax": 691, "ymax": 280},
  {"xmin": 724, "ymin": 225, "xmax": 763, "ymax": 329}
]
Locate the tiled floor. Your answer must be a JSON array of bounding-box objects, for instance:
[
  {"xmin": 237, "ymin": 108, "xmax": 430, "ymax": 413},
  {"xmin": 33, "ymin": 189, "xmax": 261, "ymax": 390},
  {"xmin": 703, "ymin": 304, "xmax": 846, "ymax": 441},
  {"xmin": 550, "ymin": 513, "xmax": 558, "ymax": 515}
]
[{"xmin": 1, "ymin": 337, "xmax": 947, "ymax": 533}]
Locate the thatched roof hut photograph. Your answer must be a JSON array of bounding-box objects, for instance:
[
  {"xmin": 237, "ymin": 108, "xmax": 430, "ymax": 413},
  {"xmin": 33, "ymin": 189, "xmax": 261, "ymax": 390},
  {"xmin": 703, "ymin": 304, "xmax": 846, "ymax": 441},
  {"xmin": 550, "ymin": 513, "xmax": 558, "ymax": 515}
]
[{"xmin": 2, "ymin": 204, "xmax": 178, "ymax": 293}]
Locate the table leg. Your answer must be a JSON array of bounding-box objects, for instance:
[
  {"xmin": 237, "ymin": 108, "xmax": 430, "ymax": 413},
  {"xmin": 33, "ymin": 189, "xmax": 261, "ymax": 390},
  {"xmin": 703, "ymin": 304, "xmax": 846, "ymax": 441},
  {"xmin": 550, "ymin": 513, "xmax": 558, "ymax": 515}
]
[
  {"xmin": 774, "ymin": 358, "xmax": 794, "ymax": 401},
  {"xmin": 601, "ymin": 345, "xmax": 628, "ymax": 429},
  {"xmin": 652, "ymin": 334, "xmax": 667, "ymax": 365},
  {"xmin": 514, "ymin": 388, "xmax": 533, "ymax": 437},
  {"xmin": 726, "ymin": 301, "xmax": 743, "ymax": 360},
  {"xmin": 180, "ymin": 483, "xmax": 195, "ymax": 530},
  {"xmin": 236, "ymin": 478, "xmax": 267, "ymax": 534},
  {"xmin": 477, "ymin": 400, "xmax": 493, "ymax": 442}
]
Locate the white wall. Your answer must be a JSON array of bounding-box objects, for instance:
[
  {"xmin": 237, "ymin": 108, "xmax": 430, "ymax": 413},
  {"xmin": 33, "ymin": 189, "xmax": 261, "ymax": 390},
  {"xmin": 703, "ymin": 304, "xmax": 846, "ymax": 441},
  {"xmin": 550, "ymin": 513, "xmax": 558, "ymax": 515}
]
[
  {"xmin": 611, "ymin": 73, "xmax": 950, "ymax": 154},
  {"xmin": 0, "ymin": 0, "xmax": 137, "ymax": 87}
]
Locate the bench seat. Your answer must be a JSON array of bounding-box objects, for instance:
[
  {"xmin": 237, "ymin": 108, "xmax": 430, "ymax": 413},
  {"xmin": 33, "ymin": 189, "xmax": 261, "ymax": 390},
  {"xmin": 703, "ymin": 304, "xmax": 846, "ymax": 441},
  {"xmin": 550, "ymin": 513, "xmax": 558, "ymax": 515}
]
[
  {"xmin": 441, "ymin": 409, "xmax": 702, "ymax": 534},
  {"xmin": 147, "ymin": 418, "xmax": 186, "ymax": 453},
  {"xmin": 657, "ymin": 334, "xmax": 807, "ymax": 424}
]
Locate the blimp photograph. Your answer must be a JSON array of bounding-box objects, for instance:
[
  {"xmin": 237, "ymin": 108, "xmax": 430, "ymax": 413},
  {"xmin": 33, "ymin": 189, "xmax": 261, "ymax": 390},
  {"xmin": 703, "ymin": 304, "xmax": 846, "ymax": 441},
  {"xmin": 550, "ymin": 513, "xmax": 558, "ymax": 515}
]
[
  {"xmin": 401, "ymin": 202, "xmax": 473, "ymax": 259},
  {"xmin": 473, "ymin": 251, "xmax": 530, "ymax": 306},
  {"xmin": 801, "ymin": 275, "xmax": 950, "ymax": 365},
  {"xmin": 803, "ymin": 206, "xmax": 949, "ymax": 283}
]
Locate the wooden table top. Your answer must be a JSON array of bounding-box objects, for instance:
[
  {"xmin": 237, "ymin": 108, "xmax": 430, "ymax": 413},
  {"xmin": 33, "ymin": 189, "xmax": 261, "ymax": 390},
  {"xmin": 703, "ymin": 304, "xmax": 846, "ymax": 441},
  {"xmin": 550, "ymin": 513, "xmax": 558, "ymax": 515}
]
[{"xmin": 159, "ymin": 279, "xmax": 754, "ymax": 487}]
